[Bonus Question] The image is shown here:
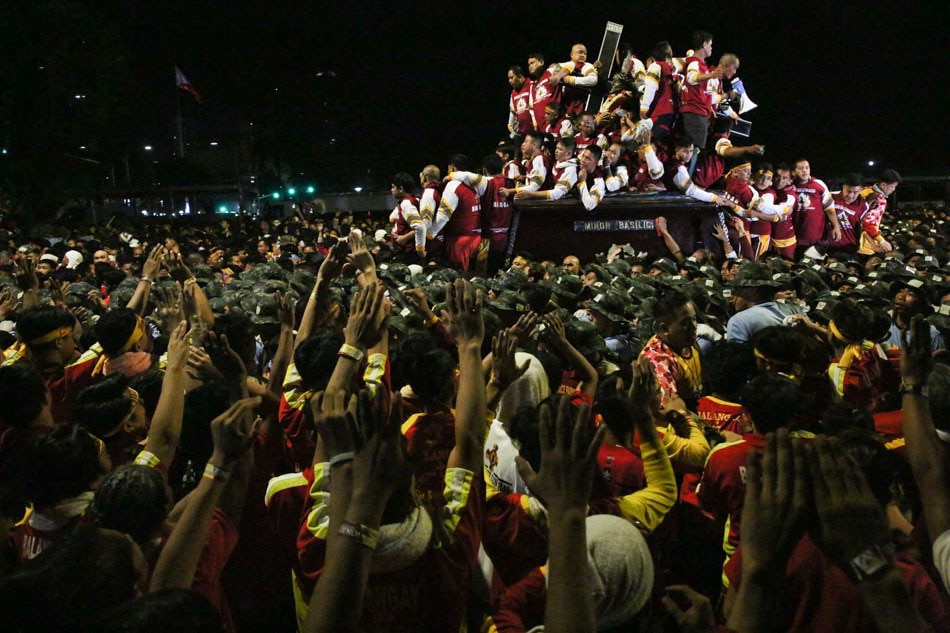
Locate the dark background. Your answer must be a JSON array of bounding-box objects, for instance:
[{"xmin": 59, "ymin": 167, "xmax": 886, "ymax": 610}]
[{"xmin": 2, "ymin": 0, "xmax": 946, "ymax": 215}]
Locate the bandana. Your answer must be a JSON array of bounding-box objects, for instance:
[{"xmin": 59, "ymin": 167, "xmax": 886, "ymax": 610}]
[{"xmin": 28, "ymin": 326, "xmax": 74, "ymax": 347}]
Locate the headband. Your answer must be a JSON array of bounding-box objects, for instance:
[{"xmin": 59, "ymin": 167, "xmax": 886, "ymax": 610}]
[
  {"xmin": 27, "ymin": 326, "xmax": 74, "ymax": 347},
  {"xmin": 116, "ymin": 316, "xmax": 146, "ymax": 356}
]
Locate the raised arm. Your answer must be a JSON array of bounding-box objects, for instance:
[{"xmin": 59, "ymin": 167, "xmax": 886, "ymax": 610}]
[
  {"xmin": 443, "ymin": 279, "xmax": 487, "ymax": 472},
  {"xmin": 126, "ymin": 245, "xmax": 164, "ymax": 315},
  {"xmin": 901, "ymin": 317, "xmax": 950, "ymax": 558},
  {"xmin": 305, "ymin": 390, "xmax": 408, "ymax": 633},
  {"xmin": 540, "ymin": 312, "xmax": 598, "ymax": 400},
  {"xmin": 150, "ymin": 397, "xmax": 261, "ymax": 591},
  {"xmin": 515, "ymin": 396, "xmax": 606, "ymax": 633},
  {"xmin": 142, "ymin": 320, "xmax": 189, "ymax": 468},
  {"xmin": 296, "ymin": 242, "xmax": 347, "ymax": 348}
]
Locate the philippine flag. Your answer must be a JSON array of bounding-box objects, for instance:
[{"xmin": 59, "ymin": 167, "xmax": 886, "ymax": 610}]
[{"xmin": 175, "ymin": 66, "xmax": 204, "ymax": 103}]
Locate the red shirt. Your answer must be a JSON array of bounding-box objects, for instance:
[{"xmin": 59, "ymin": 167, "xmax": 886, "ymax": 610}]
[
  {"xmin": 828, "ymin": 192, "xmax": 868, "ymax": 248},
  {"xmin": 697, "ymin": 434, "xmax": 765, "ymax": 556},
  {"xmin": 697, "ymin": 396, "xmax": 749, "ymax": 434},
  {"xmin": 793, "ymin": 177, "xmax": 834, "ymax": 246},
  {"xmin": 592, "ymin": 444, "xmax": 646, "ymax": 499},
  {"xmin": 680, "ymin": 56, "xmax": 714, "ymax": 117},
  {"xmin": 529, "ymin": 70, "xmax": 556, "ymax": 130},
  {"xmin": 510, "ymin": 84, "xmax": 534, "ymax": 134},
  {"xmin": 726, "ymin": 535, "xmax": 950, "ymax": 632}
]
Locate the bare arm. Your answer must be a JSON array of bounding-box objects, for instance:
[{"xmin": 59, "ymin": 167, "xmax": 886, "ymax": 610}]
[
  {"xmin": 150, "ymin": 397, "xmax": 261, "ymax": 590},
  {"xmin": 540, "ymin": 312, "xmax": 598, "ymax": 401},
  {"xmin": 296, "ymin": 243, "xmax": 347, "ymax": 349},
  {"xmin": 901, "ymin": 317, "xmax": 950, "ymax": 542},
  {"xmin": 127, "ymin": 245, "xmax": 164, "ymax": 315},
  {"xmin": 143, "ymin": 321, "xmax": 189, "ymax": 467},
  {"xmin": 516, "ymin": 397, "xmax": 606, "ymax": 633},
  {"xmin": 654, "ymin": 216, "xmax": 686, "ymax": 262},
  {"xmin": 443, "ymin": 279, "xmax": 486, "ymax": 472}
]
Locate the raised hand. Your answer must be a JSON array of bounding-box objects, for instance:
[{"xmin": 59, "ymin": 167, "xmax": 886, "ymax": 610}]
[
  {"xmin": 900, "ymin": 314, "xmax": 934, "ymax": 388},
  {"xmin": 343, "ymin": 283, "xmax": 389, "ymax": 350},
  {"xmin": 275, "ymin": 291, "xmax": 296, "ymax": 330},
  {"xmin": 142, "ymin": 245, "xmax": 165, "ymax": 280},
  {"xmin": 515, "ymin": 396, "xmax": 605, "ymax": 512},
  {"xmin": 14, "ymin": 257, "xmax": 39, "ymax": 292},
  {"xmin": 509, "ymin": 311, "xmax": 540, "ymax": 344},
  {"xmin": 317, "ymin": 242, "xmax": 348, "ymax": 282},
  {"xmin": 310, "ymin": 389, "xmax": 360, "ymax": 460},
  {"xmin": 186, "ymin": 345, "xmax": 223, "ymax": 382},
  {"xmin": 165, "ymin": 320, "xmax": 190, "ymax": 372},
  {"xmin": 628, "ymin": 357, "xmax": 662, "ymax": 439},
  {"xmin": 164, "ymin": 249, "xmax": 194, "ymax": 282},
  {"xmin": 346, "ymin": 232, "xmax": 376, "ymax": 280},
  {"xmin": 741, "ymin": 429, "xmax": 807, "ymax": 573},
  {"xmin": 806, "ymin": 436, "xmax": 891, "ymax": 571},
  {"xmin": 209, "ymin": 396, "xmax": 263, "ymax": 465},
  {"xmin": 539, "ymin": 312, "xmax": 568, "ymax": 351},
  {"xmin": 0, "ymin": 287, "xmax": 21, "ymax": 320},
  {"xmin": 203, "ymin": 332, "xmax": 248, "ymax": 383},
  {"xmin": 491, "ymin": 328, "xmax": 530, "ymax": 389},
  {"xmin": 441, "ymin": 278, "xmax": 484, "ymax": 348}
]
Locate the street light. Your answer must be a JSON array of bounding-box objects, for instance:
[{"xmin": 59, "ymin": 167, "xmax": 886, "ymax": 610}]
[
  {"xmin": 144, "ymin": 145, "xmax": 153, "ymax": 151},
  {"xmin": 287, "ymin": 187, "xmax": 296, "ymax": 196},
  {"xmin": 353, "ymin": 186, "xmax": 363, "ymax": 193},
  {"xmin": 867, "ymin": 160, "xmax": 875, "ymax": 167},
  {"xmin": 306, "ymin": 186, "xmax": 315, "ymax": 194},
  {"xmin": 271, "ymin": 192, "xmax": 280, "ymax": 200}
]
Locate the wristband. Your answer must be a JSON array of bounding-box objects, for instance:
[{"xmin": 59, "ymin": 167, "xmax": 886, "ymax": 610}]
[
  {"xmin": 899, "ymin": 381, "xmax": 929, "ymax": 397},
  {"xmin": 423, "ymin": 314, "xmax": 440, "ymax": 327},
  {"xmin": 847, "ymin": 542, "xmax": 895, "ymax": 583},
  {"xmin": 183, "ymin": 277, "xmax": 198, "ymax": 287},
  {"xmin": 140, "ymin": 276, "xmax": 152, "ymax": 284},
  {"xmin": 338, "ymin": 343, "xmax": 365, "ymax": 363},
  {"xmin": 202, "ymin": 462, "xmax": 231, "ymax": 482},
  {"xmin": 338, "ymin": 522, "xmax": 380, "ymax": 549},
  {"xmin": 329, "ymin": 451, "xmax": 355, "ymax": 468}
]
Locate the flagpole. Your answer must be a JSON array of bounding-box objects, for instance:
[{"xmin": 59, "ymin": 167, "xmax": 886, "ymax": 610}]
[{"xmin": 175, "ymin": 77, "xmax": 185, "ymax": 158}]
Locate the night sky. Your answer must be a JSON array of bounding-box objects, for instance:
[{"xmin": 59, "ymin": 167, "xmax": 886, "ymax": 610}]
[{"xmin": 101, "ymin": 0, "xmax": 946, "ymax": 189}]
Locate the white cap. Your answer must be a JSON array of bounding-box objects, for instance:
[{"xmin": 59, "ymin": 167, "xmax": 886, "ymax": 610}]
[
  {"xmin": 39, "ymin": 253, "xmax": 59, "ymax": 264},
  {"xmin": 128, "ymin": 239, "xmax": 141, "ymax": 248},
  {"xmin": 407, "ymin": 264, "xmax": 423, "ymax": 276},
  {"xmin": 63, "ymin": 250, "xmax": 84, "ymax": 269},
  {"xmin": 374, "ymin": 229, "xmax": 388, "ymax": 242}
]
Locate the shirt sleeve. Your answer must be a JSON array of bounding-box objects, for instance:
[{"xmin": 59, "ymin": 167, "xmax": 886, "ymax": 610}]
[
  {"xmin": 643, "ymin": 146, "xmax": 664, "ymax": 180},
  {"xmin": 518, "ymin": 156, "xmax": 546, "ymax": 193},
  {"xmin": 547, "ymin": 165, "xmax": 578, "ymax": 200},
  {"xmin": 613, "ymin": 437, "xmax": 677, "ymax": 532},
  {"xmin": 430, "ymin": 181, "xmax": 460, "ymax": 237},
  {"xmin": 304, "ymin": 462, "xmax": 331, "ymax": 539},
  {"xmin": 640, "ymin": 63, "xmax": 661, "ymax": 115},
  {"xmin": 659, "ymin": 420, "xmax": 711, "ymax": 469},
  {"xmin": 686, "ymin": 60, "xmax": 701, "ymax": 85},
  {"xmin": 577, "ymin": 177, "xmax": 605, "ymax": 211},
  {"xmin": 674, "ymin": 165, "xmax": 719, "ymax": 204}
]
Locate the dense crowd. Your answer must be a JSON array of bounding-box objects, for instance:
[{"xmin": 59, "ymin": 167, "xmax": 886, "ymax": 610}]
[{"xmin": 2, "ymin": 28, "xmax": 950, "ymax": 633}]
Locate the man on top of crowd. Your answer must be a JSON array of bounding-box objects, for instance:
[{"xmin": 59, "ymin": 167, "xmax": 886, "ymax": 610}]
[
  {"xmin": 507, "ymin": 65, "xmax": 534, "ymax": 138},
  {"xmin": 857, "ymin": 169, "xmax": 901, "ymax": 255},
  {"xmin": 514, "ymin": 137, "xmax": 578, "ymax": 202},
  {"xmin": 602, "ymin": 142, "xmax": 631, "ymax": 192},
  {"xmin": 792, "ymin": 158, "xmax": 841, "ymax": 256},
  {"xmin": 640, "ymin": 41, "xmax": 678, "ymax": 142},
  {"xmin": 680, "ymin": 31, "xmax": 723, "ymax": 172},
  {"xmin": 526, "ymin": 52, "xmax": 555, "ymax": 131},
  {"xmin": 576, "ymin": 147, "xmax": 607, "ymax": 212},
  {"xmin": 501, "ymin": 131, "xmax": 549, "ymax": 198},
  {"xmin": 549, "ymin": 43, "xmax": 599, "ymax": 116},
  {"xmin": 389, "ymin": 172, "xmax": 425, "ymax": 260},
  {"xmin": 430, "ymin": 155, "xmax": 483, "ymax": 271},
  {"xmin": 825, "ymin": 172, "xmax": 868, "ymax": 253},
  {"xmin": 573, "ymin": 112, "xmax": 608, "ymax": 153},
  {"xmin": 770, "ymin": 163, "xmax": 799, "ymax": 258}
]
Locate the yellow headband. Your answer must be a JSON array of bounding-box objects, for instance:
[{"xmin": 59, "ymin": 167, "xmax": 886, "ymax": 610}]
[
  {"xmin": 28, "ymin": 326, "xmax": 74, "ymax": 347},
  {"xmin": 828, "ymin": 320, "xmax": 853, "ymax": 344},
  {"xmin": 116, "ymin": 316, "xmax": 145, "ymax": 356},
  {"xmin": 728, "ymin": 161, "xmax": 752, "ymax": 177},
  {"xmin": 100, "ymin": 388, "xmax": 141, "ymax": 439},
  {"xmin": 755, "ymin": 168, "xmax": 773, "ymax": 177}
]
